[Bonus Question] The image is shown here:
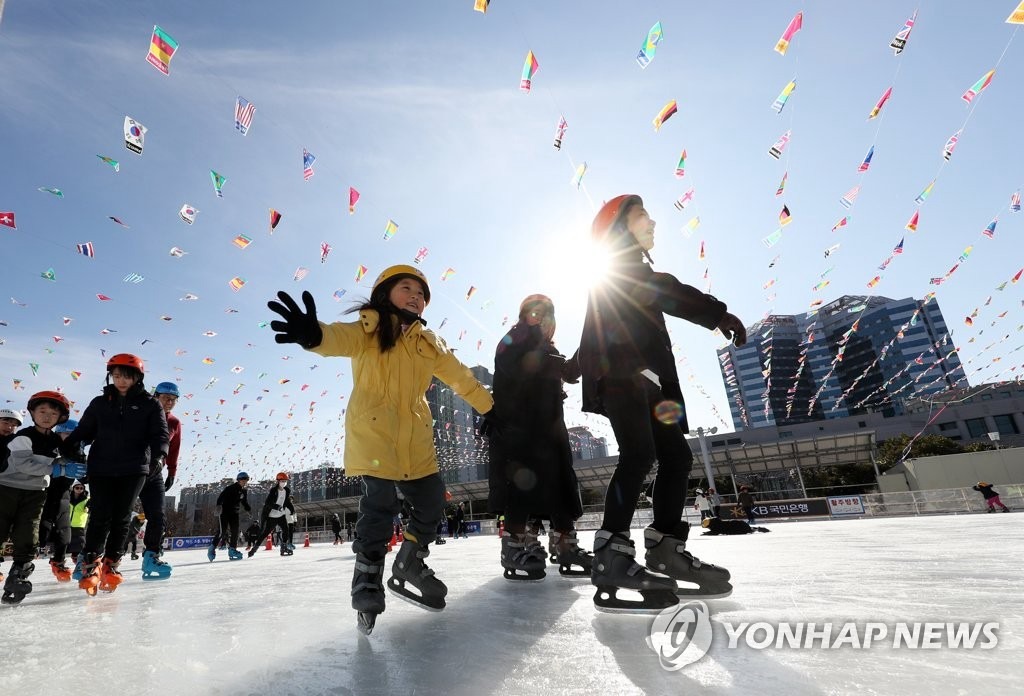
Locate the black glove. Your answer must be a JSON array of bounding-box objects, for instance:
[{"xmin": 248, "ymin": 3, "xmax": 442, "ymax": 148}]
[
  {"xmin": 273, "ymin": 504, "xmax": 283, "ymax": 511},
  {"xmin": 149, "ymin": 454, "xmax": 166, "ymax": 477},
  {"xmin": 164, "ymin": 474, "xmax": 175, "ymax": 491},
  {"xmin": 479, "ymin": 412, "xmax": 503, "ymax": 438},
  {"xmin": 267, "ymin": 290, "xmax": 323, "ymax": 349}
]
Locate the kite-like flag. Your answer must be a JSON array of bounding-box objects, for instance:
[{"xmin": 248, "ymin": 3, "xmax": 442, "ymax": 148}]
[
  {"xmin": 355, "ymin": 265, "xmax": 368, "ymax": 282},
  {"xmin": 1008, "ymin": 2, "xmax": 1024, "ymax": 23},
  {"xmin": 38, "ymin": 187, "xmax": 63, "ymax": 197},
  {"xmin": 474, "ymin": 0, "xmax": 489, "ymax": 13},
  {"xmin": 348, "ymin": 187, "xmax": 360, "ymax": 214},
  {"xmin": 97, "ymin": 155, "xmax": 120, "ymax": 172},
  {"xmin": 776, "ymin": 172, "xmax": 788, "ymax": 196},
  {"xmin": 466, "ymin": 286, "xmax": 477, "ymax": 301},
  {"xmin": 0, "ymin": 212, "xmax": 16, "ymax": 229},
  {"xmin": 673, "ymin": 188, "xmax": 695, "ymax": 211},
  {"xmin": 858, "ymin": 146, "xmax": 874, "ymax": 172},
  {"xmin": 414, "ymin": 247, "xmax": 429, "ymax": 264},
  {"xmin": 962, "ymin": 70, "xmax": 995, "ymax": 104},
  {"xmin": 762, "ymin": 229, "xmax": 784, "ymax": 248},
  {"xmin": 831, "ymin": 216, "xmax": 850, "ymax": 232},
  {"xmin": 652, "ymin": 99, "xmax": 678, "ymax": 131},
  {"xmin": 303, "ymin": 149, "xmax": 316, "ymax": 180},
  {"xmin": 520, "ymin": 51, "xmax": 539, "ymax": 92},
  {"xmin": 553, "ymin": 116, "xmax": 568, "ymax": 150},
  {"xmin": 235, "ymin": 96, "xmax": 255, "ymax": 135},
  {"xmin": 771, "ymin": 79, "xmax": 796, "ymax": 113},
  {"xmin": 779, "ymin": 205, "xmax": 792, "ymax": 226},
  {"xmin": 839, "ymin": 186, "xmax": 860, "ymax": 209},
  {"xmin": 179, "ymin": 204, "xmax": 198, "ymax": 225},
  {"xmin": 893, "ymin": 238, "xmax": 905, "ymax": 255},
  {"xmin": 943, "ymin": 130, "xmax": 961, "ymax": 161},
  {"xmin": 774, "ymin": 12, "xmax": 803, "ymax": 56},
  {"xmin": 109, "ymin": 216, "xmax": 129, "ymax": 228},
  {"xmin": 269, "ymin": 209, "xmax": 282, "ymax": 232},
  {"xmin": 915, "ymin": 180, "xmax": 935, "ymax": 205},
  {"xmin": 636, "ymin": 21, "xmax": 664, "ymax": 69},
  {"xmin": 293, "ymin": 267, "xmax": 309, "ymax": 282},
  {"xmin": 124, "ymin": 117, "xmax": 147, "ymax": 154},
  {"xmin": 76, "ymin": 242, "xmax": 95, "ymax": 257},
  {"xmin": 983, "ymin": 219, "xmax": 998, "ymax": 239},
  {"xmin": 1011, "ymin": 190, "xmax": 1021, "ymax": 212},
  {"xmin": 441, "ymin": 268, "xmax": 455, "ymax": 281},
  {"xmin": 40, "ymin": 268, "xmax": 56, "ymax": 282},
  {"xmin": 890, "ymin": 11, "xmax": 917, "ymax": 55},
  {"xmin": 906, "ymin": 211, "xmax": 919, "ymax": 232},
  {"xmin": 683, "ymin": 217, "xmax": 701, "ymax": 236},
  {"xmin": 320, "ymin": 242, "xmax": 332, "ymax": 263},
  {"xmin": 210, "ymin": 170, "xmax": 226, "ymax": 198},
  {"xmin": 768, "ymin": 130, "xmax": 791, "ymax": 159},
  {"xmin": 232, "ymin": 234, "xmax": 252, "ymax": 250},
  {"xmin": 382, "ymin": 219, "xmax": 398, "ymax": 240},
  {"xmin": 674, "ymin": 150, "xmax": 686, "ymax": 178},
  {"xmin": 868, "ymin": 87, "xmax": 892, "ymax": 120},
  {"xmin": 146, "ymin": 25, "xmax": 179, "ymax": 75},
  {"xmin": 571, "ymin": 162, "xmax": 587, "ymax": 189}
]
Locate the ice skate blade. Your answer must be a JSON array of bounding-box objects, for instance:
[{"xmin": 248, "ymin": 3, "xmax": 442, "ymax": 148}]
[
  {"xmin": 593, "ymin": 587, "xmax": 678, "ymax": 615},
  {"xmin": 1, "ymin": 593, "xmax": 27, "ymax": 605},
  {"xmin": 557, "ymin": 565, "xmax": 590, "ymax": 577},
  {"xmin": 141, "ymin": 574, "xmax": 171, "ymax": 581},
  {"xmin": 357, "ymin": 611, "xmax": 378, "ymax": 635},
  {"xmin": 387, "ymin": 578, "xmax": 445, "ymax": 612},
  {"xmin": 675, "ymin": 581, "xmax": 733, "ymax": 600},
  {"xmin": 502, "ymin": 567, "xmax": 546, "ymax": 582}
]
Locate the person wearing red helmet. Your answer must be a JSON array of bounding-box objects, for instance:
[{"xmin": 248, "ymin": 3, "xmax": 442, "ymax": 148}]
[
  {"xmin": 60, "ymin": 353, "xmax": 169, "ymax": 595},
  {"xmin": 248, "ymin": 472, "xmax": 295, "ymax": 557},
  {"xmin": 0, "ymin": 391, "xmax": 70, "ymax": 604},
  {"xmin": 571, "ymin": 194, "xmax": 747, "ymax": 612},
  {"xmin": 267, "ymin": 264, "xmax": 494, "ymax": 635}
]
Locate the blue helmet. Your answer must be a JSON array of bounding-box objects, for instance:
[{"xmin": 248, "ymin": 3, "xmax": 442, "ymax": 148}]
[
  {"xmin": 236, "ymin": 471, "xmax": 250, "ymax": 481},
  {"xmin": 154, "ymin": 382, "xmax": 180, "ymax": 397},
  {"xmin": 54, "ymin": 419, "xmax": 79, "ymax": 434}
]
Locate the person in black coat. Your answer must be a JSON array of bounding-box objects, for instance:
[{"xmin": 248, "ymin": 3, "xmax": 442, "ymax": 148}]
[
  {"xmin": 209, "ymin": 472, "xmax": 252, "ymax": 560},
  {"xmin": 248, "ymin": 473, "xmax": 295, "ymax": 557},
  {"xmin": 572, "ymin": 194, "xmax": 746, "ymax": 608},
  {"xmin": 973, "ymin": 482, "xmax": 1010, "ymax": 512},
  {"xmin": 700, "ymin": 517, "xmax": 770, "ymax": 536},
  {"xmin": 61, "ymin": 353, "xmax": 169, "ymax": 595},
  {"xmin": 331, "ymin": 513, "xmax": 344, "ymax": 545},
  {"xmin": 487, "ymin": 294, "xmax": 589, "ymax": 579}
]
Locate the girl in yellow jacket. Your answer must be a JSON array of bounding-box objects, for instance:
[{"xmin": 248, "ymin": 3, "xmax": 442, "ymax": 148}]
[{"xmin": 268, "ymin": 264, "xmax": 494, "ymax": 635}]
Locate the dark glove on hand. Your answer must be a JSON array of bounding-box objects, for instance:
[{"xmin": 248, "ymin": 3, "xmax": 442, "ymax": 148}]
[
  {"xmin": 273, "ymin": 504, "xmax": 283, "ymax": 511},
  {"xmin": 267, "ymin": 290, "xmax": 323, "ymax": 349},
  {"xmin": 479, "ymin": 412, "xmax": 503, "ymax": 438},
  {"xmin": 150, "ymin": 454, "xmax": 166, "ymax": 477},
  {"xmin": 164, "ymin": 474, "xmax": 175, "ymax": 491}
]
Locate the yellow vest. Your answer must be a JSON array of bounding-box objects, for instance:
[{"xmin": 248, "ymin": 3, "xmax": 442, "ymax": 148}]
[{"xmin": 70, "ymin": 497, "xmax": 89, "ymax": 528}]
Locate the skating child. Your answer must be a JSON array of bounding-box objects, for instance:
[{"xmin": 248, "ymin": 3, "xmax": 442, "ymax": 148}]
[
  {"xmin": 267, "ymin": 264, "xmax": 494, "ymax": 635},
  {"xmin": 60, "ymin": 354, "xmax": 169, "ymax": 595},
  {"xmin": 0, "ymin": 409, "xmax": 22, "ymax": 437},
  {"xmin": 244, "ymin": 521, "xmax": 261, "ymax": 551},
  {"xmin": 573, "ymin": 194, "xmax": 747, "ymax": 612},
  {"xmin": 973, "ymin": 482, "xmax": 1010, "ymax": 513},
  {"xmin": 0, "ymin": 391, "xmax": 77, "ymax": 604},
  {"xmin": 209, "ymin": 472, "xmax": 252, "ymax": 561},
  {"xmin": 248, "ymin": 472, "xmax": 294, "ymax": 557},
  {"xmin": 124, "ymin": 513, "xmax": 145, "ymax": 559},
  {"xmin": 68, "ymin": 483, "xmax": 89, "ymax": 565},
  {"xmin": 41, "ymin": 419, "xmax": 81, "ymax": 582},
  {"xmin": 126, "ymin": 381, "xmax": 181, "ymax": 581},
  {"xmin": 488, "ymin": 294, "xmax": 591, "ymax": 581}
]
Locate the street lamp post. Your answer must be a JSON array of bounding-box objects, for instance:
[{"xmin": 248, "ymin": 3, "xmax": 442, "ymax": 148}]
[{"xmin": 688, "ymin": 426, "xmax": 718, "ymax": 492}]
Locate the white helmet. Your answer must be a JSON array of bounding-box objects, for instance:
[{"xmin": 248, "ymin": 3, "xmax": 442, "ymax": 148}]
[
  {"xmin": 695, "ymin": 488, "xmax": 704, "ymax": 494},
  {"xmin": 0, "ymin": 408, "xmax": 23, "ymax": 425}
]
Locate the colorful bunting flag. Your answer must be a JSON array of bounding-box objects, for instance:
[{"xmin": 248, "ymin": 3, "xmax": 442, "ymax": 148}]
[
  {"xmin": 382, "ymin": 219, "xmax": 398, "ymax": 240},
  {"xmin": 906, "ymin": 211, "xmax": 919, "ymax": 232},
  {"xmin": 124, "ymin": 116, "xmax": 146, "ymax": 154},
  {"xmin": 179, "ymin": 205, "xmax": 198, "ymax": 225},
  {"xmin": 210, "ymin": 170, "xmax": 226, "ymax": 198},
  {"xmin": 1008, "ymin": 2, "xmax": 1024, "ymax": 24},
  {"xmin": 520, "ymin": 50, "xmax": 539, "ymax": 92},
  {"xmin": 915, "ymin": 180, "xmax": 935, "ymax": 205},
  {"xmin": 348, "ymin": 188, "xmax": 360, "ymax": 214},
  {"xmin": 776, "ymin": 172, "xmax": 788, "ymax": 196},
  {"xmin": 1010, "ymin": 191, "xmax": 1021, "ymax": 212},
  {"xmin": 38, "ymin": 187, "xmax": 63, "ymax": 197},
  {"xmin": 779, "ymin": 205, "xmax": 792, "ymax": 226},
  {"xmin": 76, "ymin": 242, "xmax": 95, "ymax": 257},
  {"xmin": 674, "ymin": 150, "xmax": 686, "ymax": 178},
  {"xmin": 96, "ymin": 155, "xmax": 119, "ymax": 172},
  {"xmin": 653, "ymin": 99, "xmax": 678, "ymax": 131},
  {"xmin": 839, "ymin": 186, "xmax": 860, "ymax": 208},
  {"xmin": 858, "ymin": 146, "xmax": 874, "ymax": 172},
  {"xmin": 146, "ymin": 25, "xmax": 179, "ymax": 76},
  {"xmin": 474, "ymin": 0, "xmax": 489, "ymax": 13},
  {"xmin": 962, "ymin": 70, "xmax": 995, "ymax": 104},
  {"xmin": 890, "ymin": 11, "xmax": 917, "ymax": 55},
  {"xmin": 229, "ymin": 277, "xmax": 246, "ymax": 292},
  {"xmin": 868, "ymin": 87, "xmax": 892, "ymax": 120},
  {"xmin": 832, "ymin": 216, "xmax": 850, "ymax": 232},
  {"xmin": 109, "ymin": 216, "xmax": 129, "ymax": 228},
  {"xmin": 234, "ymin": 96, "xmax": 256, "ymax": 135},
  {"xmin": 232, "ymin": 234, "xmax": 252, "ymax": 249},
  {"xmin": 269, "ymin": 209, "xmax": 282, "ymax": 231},
  {"xmin": 983, "ymin": 219, "xmax": 998, "ymax": 239},
  {"xmin": 636, "ymin": 21, "xmax": 664, "ymax": 69},
  {"xmin": 774, "ymin": 12, "xmax": 803, "ymax": 56},
  {"xmin": 571, "ymin": 162, "xmax": 587, "ymax": 189},
  {"xmin": 943, "ymin": 130, "xmax": 962, "ymax": 161},
  {"xmin": 771, "ymin": 79, "xmax": 796, "ymax": 113},
  {"xmin": 673, "ymin": 188, "xmax": 695, "ymax": 211},
  {"xmin": 466, "ymin": 286, "xmax": 477, "ymax": 301},
  {"xmin": 355, "ymin": 265, "xmax": 368, "ymax": 282},
  {"xmin": 302, "ymin": 149, "xmax": 316, "ymax": 180},
  {"xmin": 40, "ymin": 268, "xmax": 56, "ymax": 282},
  {"xmin": 441, "ymin": 268, "xmax": 455, "ymax": 281},
  {"xmin": 293, "ymin": 267, "xmax": 309, "ymax": 282},
  {"xmin": 553, "ymin": 116, "xmax": 568, "ymax": 150},
  {"xmin": 768, "ymin": 130, "xmax": 791, "ymax": 159}
]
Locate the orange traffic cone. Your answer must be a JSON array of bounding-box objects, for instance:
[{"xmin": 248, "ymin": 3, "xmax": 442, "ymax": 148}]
[
  {"xmin": 265, "ymin": 536, "xmax": 272, "ymax": 551},
  {"xmin": 303, "ymin": 533, "xmax": 310, "ymax": 548},
  {"xmin": 387, "ymin": 531, "xmax": 397, "ymax": 551},
  {"xmin": 397, "ymin": 529, "xmax": 404, "ymax": 543}
]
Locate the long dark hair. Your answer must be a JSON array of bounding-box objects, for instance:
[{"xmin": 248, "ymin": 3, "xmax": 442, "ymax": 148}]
[{"xmin": 346, "ymin": 278, "xmax": 423, "ymax": 353}]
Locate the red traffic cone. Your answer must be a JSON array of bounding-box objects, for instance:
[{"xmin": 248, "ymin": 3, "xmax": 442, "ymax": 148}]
[
  {"xmin": 265, "ymin": 536, "xmax": 272, "ymax": 551},
  {"xmin": 303, "ymin": 533, "xmax": 310, "ymax": 548},
  {"xmin": 397, "ymin": 529, "xmax": 404, "ymax": 543},
  {"xmin": 387, "ymin": 531, "xmax": 397, "ymax": 551}
]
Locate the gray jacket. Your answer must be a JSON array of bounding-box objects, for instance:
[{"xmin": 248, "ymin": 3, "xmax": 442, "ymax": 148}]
[{"xmin": 0, "ymin": 427, "xmax": 61, "ymax": 491}]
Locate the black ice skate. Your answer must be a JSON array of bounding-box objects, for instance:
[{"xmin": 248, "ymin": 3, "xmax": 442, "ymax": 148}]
[
  {"xmin": 1, "ymin": 562, "xmax": 35, "ymax": 605},
  {"xmin": 549, "ymin": 530, "xmax": 593, "ymax": 577},
  {"xmin": 644, "ymin": 527, "xmax": 733, "ymax": 600},
  {"xmin": 352, "ymin": 554, "xmax": 386, "ymax": 636},
  {"xmin": 387, "ymin": 538, "xmax": 446, "ymax": 611},
  {"xmin": 500, "ymin": 532, "xmax": 546, "ymax": 581},
  {"xmin": 591, "ymin": 530, "xmax": 678, "ymax": 614}
]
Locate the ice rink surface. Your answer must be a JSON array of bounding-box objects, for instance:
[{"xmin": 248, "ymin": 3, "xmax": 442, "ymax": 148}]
[{"xmin": 1, "ymin": 513, "xmax": 1020, "ymax": 696}]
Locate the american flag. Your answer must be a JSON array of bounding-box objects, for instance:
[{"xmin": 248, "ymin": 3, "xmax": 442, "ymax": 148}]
[
  {"xmin": 76, "ymin": 242, "xmax": 95, "ymax": 257},
  {"xmin": 235, "ymin": 96, "xmax": 255, "ymax": 136},
  {"xmin": 1011, "ymin": 190, "xmax": 1021, "ymax": 212},
  {"xmin": 302, "ymin": 149, "xmax": 316, "ymax": 181}
]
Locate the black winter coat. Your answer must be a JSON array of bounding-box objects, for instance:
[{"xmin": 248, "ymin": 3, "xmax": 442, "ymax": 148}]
[
  {"xmin": 217, "ymin": 482, "xmax": 252, "ymax": 515},
  {"xmin": 487, "ymin": 321, "xmax": 582, "ymax": 520},
  {"xmin": 573, "ymin": 249, "xmax": 727, "ymax": 426},
  {"xmin": 331, "ymin": 516, "xmax": 342, "ymax": 533},
  {"xmin": 973, "ymin": 484, "xmax": 999, "ymax": 500},
  {"xmin": 61, "ymin": 384, "xmax": 169, "ymax": 477}
]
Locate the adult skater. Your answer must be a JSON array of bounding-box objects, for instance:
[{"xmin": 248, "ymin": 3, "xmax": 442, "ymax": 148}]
[
  {"xmin": 488, "ymin": 294, "xmax": 591, "ymax": 581},
  {"xmin": 60, "ymin": 353, "xmax": 169, "ymax": 595},
  {"xmin": 0, "ymin": 392, "xmax": 75, "ymax": 604},
  {"xmin": 331, "ymin": 513, "xmax": 344, "ymax": 545},
  {"xmin": 267, "ymin": 264, "xmax": 494, "ymax": 635},
  {"xmin": 209, "ymin": 472, "xmax": 252, "ymax": 561},
  {"xmin": 973, "ymin": 482, "xmax": 1010, "ymax": 513},
  {"xmin": 700, "ymin": 517, "xmax": 770, "ymax": 536},
  {"xmin": 694, "ymin": 489, "xmax": 713, "ymax": 520},
  {"xmin": 248, "ymin": 472, "xmax": 295, "ymax": 557},
  {"xmin": 573, "ymin": 194, "xmax": 746, "ymax": 612},
  {"xmin": 707, "ymin": 488, "xmax": 723, "ymax": 518},
  {"xmin": 38, "ymin": 418, "xmax": 80, "ymax": 582},
  {"xmin": 738, "ymin": 486, "xmax": 757, "ymax": 524}
]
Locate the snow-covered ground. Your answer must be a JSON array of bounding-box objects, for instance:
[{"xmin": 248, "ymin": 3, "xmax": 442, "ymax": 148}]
[{"xmin": 2, "ymin": 514, "xmax": 1020, "ymax": 696}]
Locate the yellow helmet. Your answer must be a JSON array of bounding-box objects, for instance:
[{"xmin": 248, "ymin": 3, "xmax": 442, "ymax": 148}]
[
  {"xmin": 701, "ymin": 518, "xmax": 711, "ymax": 528},
  {"xmin": 372, "ymin": 264, "xmax": 430, "ymax": 304}
]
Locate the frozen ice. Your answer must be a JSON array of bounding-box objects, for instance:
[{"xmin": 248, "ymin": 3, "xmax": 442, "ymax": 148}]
[{"xmin": 1, "ymin": 514, "xmax": 1020, "ymax": 695}]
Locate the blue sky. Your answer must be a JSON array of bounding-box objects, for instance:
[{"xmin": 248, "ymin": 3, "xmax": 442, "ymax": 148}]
[{"xmin": 2, "ymin": 1, "xmax": 1023, "ymax": 488}]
